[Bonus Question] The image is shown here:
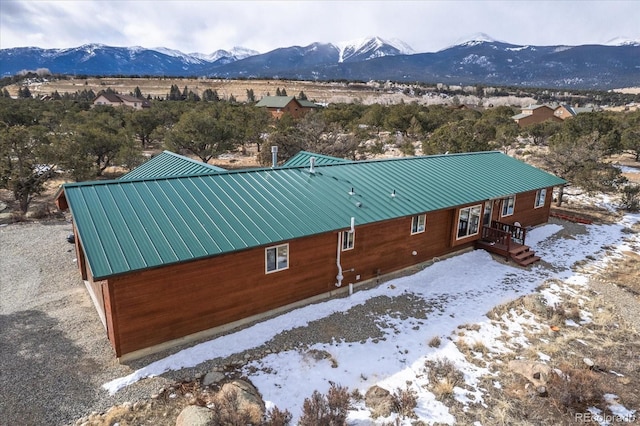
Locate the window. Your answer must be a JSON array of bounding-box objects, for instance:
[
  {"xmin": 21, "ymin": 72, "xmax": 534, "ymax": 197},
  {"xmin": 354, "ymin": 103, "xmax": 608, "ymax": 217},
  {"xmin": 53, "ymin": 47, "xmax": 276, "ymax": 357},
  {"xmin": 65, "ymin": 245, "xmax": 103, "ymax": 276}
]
[
  {"xmin": 501, "ymin": 195, "xmax": 516, "ymax": 217},
  {"xmin": 342, "ymin": 230, "xmax": 355, "ymax": 251},
  {"xmin": 534, "ymin": 189, "xmax": 547, "ymax": 208},
  {"xmin": 266, "ymin": 244, "xmax": 289, "ymax": 273},
  {"xmin": 411, "ymin": 214, "xmax": 426, "ymax": 234},
  {"xmin": 457, "ymin": 205, "xmax": 482, "ymax": 239}
]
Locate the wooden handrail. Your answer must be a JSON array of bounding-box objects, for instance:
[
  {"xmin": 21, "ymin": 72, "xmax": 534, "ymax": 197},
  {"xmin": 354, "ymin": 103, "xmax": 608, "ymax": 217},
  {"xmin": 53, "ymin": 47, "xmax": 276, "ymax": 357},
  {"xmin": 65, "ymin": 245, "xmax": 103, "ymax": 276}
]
[
  {"xmin": 491, "ymin": 220, "xmax": 526, "ymax": 245},
  {"xmin": 481, "ymin": 226, "xmax": 512, "ymax": 253}
]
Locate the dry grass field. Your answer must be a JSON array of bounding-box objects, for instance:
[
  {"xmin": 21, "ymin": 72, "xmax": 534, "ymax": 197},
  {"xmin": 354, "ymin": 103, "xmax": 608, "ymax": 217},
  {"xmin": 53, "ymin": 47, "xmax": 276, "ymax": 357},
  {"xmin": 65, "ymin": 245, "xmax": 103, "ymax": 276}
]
[{"xmin": 6, "ymin": 77, "xmax": 419, "ymax": 105}]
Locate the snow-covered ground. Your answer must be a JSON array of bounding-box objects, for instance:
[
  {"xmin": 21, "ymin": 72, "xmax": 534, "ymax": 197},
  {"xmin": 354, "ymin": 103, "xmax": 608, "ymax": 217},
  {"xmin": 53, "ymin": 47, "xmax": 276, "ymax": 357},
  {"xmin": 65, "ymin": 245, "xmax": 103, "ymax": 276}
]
[{"xmin": 103, "ymin": 191, "xmax": 639, "ymax": 424}]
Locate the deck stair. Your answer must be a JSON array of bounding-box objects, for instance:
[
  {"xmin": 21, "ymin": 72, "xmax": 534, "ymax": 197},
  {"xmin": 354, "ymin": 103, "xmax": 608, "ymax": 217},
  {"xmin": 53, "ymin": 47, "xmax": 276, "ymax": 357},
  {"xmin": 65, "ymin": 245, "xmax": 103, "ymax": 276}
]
[{"xmin": 476, "ymin": 221, "xmax": 541, "ymax": 266}]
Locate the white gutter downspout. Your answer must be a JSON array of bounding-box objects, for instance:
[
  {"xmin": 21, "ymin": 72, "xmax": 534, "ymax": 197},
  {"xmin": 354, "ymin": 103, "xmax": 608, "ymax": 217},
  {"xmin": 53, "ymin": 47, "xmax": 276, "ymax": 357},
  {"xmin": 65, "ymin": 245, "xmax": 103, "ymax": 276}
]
[
  {"xmin": 336, "ymin": 217, "xmax": 354, "ymax": 288},
  {"xmin": 336, "ymin": 231, "xmax": 343, "ymax": 287}
]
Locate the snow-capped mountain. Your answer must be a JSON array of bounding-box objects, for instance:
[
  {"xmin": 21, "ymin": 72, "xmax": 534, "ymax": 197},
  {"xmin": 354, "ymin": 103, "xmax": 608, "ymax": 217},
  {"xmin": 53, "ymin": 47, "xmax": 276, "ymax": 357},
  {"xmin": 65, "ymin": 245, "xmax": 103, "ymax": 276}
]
[
  {"xmin": 336, "ymin": 36, "xmax": 414, "ymax": 62},
  {"xmin": 1, "ymin": 36, "xmax": 638, "ymax": 89},
  {"xmin": 604, "ymin": 37, "xmax": 640, "ymax": 47},
  {"xmin": 188, "ymin": 47, "xmax": 259, "ymax": 63}
]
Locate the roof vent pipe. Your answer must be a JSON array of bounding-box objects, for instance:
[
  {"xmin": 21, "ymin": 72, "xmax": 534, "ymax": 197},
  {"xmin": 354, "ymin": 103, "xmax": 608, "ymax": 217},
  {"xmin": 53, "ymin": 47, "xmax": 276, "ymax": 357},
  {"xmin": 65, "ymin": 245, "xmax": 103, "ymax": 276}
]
[
  {"xmin": 271, "ymin": 146, "xmax": 278, "ymax": 168},
  {"xmin": 309, "ymin": 157, "xmax": 316, "ymax": 174}
]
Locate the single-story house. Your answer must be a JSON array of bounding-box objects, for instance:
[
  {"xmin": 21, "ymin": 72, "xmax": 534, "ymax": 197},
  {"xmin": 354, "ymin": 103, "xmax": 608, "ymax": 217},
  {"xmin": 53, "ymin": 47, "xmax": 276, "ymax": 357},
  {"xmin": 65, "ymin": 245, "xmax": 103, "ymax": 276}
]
[
  {"xmin": 56, "ymin": 151, "xmax": 565, "ymax": 359},
  {"xmin": 255, "ymin": 96, "xmax": 318, "ymax": 119},
  {"xmin": 553, "ymin": 104, "xmax": 596, "ymax": 120},
  {"xmin": 512, "ymin": 104, "xmax": 563, "ymax": 127},
  {"xmin": 93, "ymin": 92, "xmax": 151, "ymax": 110}
]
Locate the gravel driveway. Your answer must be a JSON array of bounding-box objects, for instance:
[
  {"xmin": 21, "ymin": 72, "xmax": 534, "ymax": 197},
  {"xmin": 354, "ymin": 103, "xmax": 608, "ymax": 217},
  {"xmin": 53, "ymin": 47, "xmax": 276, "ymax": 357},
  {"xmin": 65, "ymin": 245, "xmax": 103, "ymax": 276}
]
[{"xmin": 0, "ymin": 221, "xmax": 171, "ymax": 426}]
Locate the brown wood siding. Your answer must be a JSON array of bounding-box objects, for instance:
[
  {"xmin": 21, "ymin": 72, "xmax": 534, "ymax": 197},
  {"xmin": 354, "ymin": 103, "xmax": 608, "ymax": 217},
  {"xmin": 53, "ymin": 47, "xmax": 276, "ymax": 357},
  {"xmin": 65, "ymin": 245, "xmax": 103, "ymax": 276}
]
[
  {"xmin": 74, "ymin": 223, "xmax": 88, "ymax": 281},
  {"xmin": 499, "ymin": 189, "xmax": 552, "ymax": 227},
  {"xmin": 108, "ymin": 232, "xmax": 339, "ymax": 355},
  {"xmin": 340, "ymin": 209, "xmax": 459, "ymax": 285},
  {"xmin": 101, "ymin": 195, "xmax": 553, "ymax": 356},
  {"xmin": 102, "ymin": 280, "xmax": 120, "ymax": 355},
  {"xmin": 105, "ymin": 209, "xmax": 460, "ymax": 356}
]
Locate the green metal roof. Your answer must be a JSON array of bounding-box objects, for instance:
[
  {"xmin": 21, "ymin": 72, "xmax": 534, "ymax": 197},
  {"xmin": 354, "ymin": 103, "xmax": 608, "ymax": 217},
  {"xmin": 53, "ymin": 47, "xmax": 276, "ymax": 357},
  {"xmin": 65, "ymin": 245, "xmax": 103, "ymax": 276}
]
[
  {"xmin": 63, "ymin": 151, "xmax": 565, "ymax": 280},
  {"xmin": 297, "ymin": 99, "xmax": 319, "ymax": 108},
  {"xmin": 255, "ymin": 96, "xmax": 298, "ymax": 108},
  {"xmin": 282, "ymin": 151, "xmax": 353, "ymax": 167},
  {"xmin": 119, "ymin": 151, "xmax": 225, "ymax": 180}
]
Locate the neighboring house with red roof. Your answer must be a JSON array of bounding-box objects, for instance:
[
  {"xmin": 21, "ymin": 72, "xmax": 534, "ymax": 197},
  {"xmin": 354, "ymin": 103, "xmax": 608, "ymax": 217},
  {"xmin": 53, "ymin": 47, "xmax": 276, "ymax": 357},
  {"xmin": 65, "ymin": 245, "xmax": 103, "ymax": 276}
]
[{"xmin": 93, "ymin": 92, "xmax": 151, "ymax": 110}]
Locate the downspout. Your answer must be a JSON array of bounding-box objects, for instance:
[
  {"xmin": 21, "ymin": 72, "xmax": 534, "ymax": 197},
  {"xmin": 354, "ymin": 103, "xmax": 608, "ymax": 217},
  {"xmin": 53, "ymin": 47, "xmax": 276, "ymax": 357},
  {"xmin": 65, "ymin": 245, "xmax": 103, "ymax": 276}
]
[
  {"xmin": 335, "ymin": 231, "xmax": 343, "ymax": 287},
  {"xmin": 336, "ymin": 217, "xmax": 354, "ymax": 288}
]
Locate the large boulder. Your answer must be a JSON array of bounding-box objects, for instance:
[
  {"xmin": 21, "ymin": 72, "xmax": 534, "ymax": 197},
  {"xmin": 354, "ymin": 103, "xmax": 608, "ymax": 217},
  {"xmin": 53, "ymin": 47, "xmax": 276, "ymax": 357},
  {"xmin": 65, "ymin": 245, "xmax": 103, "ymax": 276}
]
[
  {"xmin": 365, "ymin": 385, "xmax": 394, "ymax": 418},
  {"xmin": 176, "ymin": 405, "xmax": 215, "ymax": 426},
  {"xmin": 508, "ymin": 360, "xmax": 553, "ymax": 388},
  {"xmin": 219, "ymin": 379, "xmax": 265, "ymax": 423}
]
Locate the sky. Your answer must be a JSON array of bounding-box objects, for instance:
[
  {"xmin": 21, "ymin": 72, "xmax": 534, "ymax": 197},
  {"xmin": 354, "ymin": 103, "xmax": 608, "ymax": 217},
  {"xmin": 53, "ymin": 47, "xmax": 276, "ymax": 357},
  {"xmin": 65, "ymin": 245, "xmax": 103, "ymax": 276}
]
[
  {"xmin": 101, "ymin": 184, "xmax": 640, "ymax": 424},
  {"xmin": 1, "ymin": 1, "xmax": 639, "ymax": 54}
]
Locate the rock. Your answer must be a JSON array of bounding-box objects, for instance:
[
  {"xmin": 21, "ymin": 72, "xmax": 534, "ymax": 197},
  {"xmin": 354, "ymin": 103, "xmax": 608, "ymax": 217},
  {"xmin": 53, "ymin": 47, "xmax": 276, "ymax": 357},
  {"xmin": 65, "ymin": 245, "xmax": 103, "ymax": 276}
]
[
  {"xmin": 219, "ymin": 379, "xmax": 265, "ymax": 423},
  {"xmin": 175, "ymin": 405, "xmax": 216, "ymax": 426},
  {"xmin": 508, "ymin": 360, "xmax": 552, "ymax": 388},
  {"xmin": 365, "ymin": 385, "xmax": 394, "ymax": 418},
  {"xmin": 202, "ymin": 371, "xmax": 225, "ymax": 387}
]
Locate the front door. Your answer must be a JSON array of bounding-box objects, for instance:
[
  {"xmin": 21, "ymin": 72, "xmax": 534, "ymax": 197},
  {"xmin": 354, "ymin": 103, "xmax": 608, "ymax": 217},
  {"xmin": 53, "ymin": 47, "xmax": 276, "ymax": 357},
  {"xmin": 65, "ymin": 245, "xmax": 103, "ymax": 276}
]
[{"xmin": 482, "ymin": 200, "xmax": 493, "ymax": 227}]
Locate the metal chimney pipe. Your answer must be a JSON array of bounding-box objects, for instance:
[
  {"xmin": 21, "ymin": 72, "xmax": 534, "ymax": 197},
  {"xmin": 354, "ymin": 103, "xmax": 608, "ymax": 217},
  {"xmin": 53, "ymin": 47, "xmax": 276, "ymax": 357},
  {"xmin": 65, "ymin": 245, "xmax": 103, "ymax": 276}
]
[
  {"xmin": 271, "ymin": 146, "xmax": 278, "ymax": 168},
  {"xmin": 309, "ymin": 157, "xmax": 316, "ymax": 174}
]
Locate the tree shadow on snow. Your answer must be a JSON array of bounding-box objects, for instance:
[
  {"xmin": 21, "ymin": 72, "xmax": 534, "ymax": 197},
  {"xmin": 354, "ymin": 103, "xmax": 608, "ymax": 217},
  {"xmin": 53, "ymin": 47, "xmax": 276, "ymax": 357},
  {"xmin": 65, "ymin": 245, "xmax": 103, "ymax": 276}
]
[{"xmin": 0, "ymin": 310, "xmax": 100, "ymax": 425}]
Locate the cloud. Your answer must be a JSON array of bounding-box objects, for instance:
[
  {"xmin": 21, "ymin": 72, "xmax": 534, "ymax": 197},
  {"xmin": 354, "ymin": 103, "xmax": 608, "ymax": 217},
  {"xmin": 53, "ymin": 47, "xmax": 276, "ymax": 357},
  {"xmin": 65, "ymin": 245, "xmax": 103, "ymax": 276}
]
[{"xmin": 1, "ymin": 0, "xmax": 638, "ymax": 53}]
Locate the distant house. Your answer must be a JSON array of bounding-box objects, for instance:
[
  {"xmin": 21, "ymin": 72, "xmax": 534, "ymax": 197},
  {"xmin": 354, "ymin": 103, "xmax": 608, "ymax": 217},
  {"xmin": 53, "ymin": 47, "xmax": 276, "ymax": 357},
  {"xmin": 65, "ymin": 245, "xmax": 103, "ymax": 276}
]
[
  {"xmin": 255, "ymin": 96, "xmax": 318, "ymax": 119},
  {"xmin": 512, "ymin": 104, "xmax": 562, "ymax": 127},
  {"xmin": 553, "ymin": 104, "xmax": 596, "ymax": 120},
  {"xmin": 93, "ymin": 92, "xmax": 150, "ymax": 110},
  {"xmin": 56, "ymin": 150, "xmax": 565, "ymax": 359}
]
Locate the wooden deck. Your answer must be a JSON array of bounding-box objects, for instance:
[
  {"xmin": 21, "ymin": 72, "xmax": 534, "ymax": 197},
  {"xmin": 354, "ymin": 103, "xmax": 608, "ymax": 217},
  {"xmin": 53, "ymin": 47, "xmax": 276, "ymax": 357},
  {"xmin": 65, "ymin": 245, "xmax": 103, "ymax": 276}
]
[{"xmin": 476, "ymin": 221, "xmax": 541, "ymax": 266}]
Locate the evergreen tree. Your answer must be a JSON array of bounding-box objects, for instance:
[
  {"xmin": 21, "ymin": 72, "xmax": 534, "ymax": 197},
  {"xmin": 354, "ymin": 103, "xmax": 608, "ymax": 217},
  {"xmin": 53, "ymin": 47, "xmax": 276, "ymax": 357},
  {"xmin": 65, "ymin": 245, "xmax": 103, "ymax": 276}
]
[
  {"xmin": 168, "ymin": 85, "xmax": 182, "ymax": 101},
  {"xmin": 246, "ymin": 89, "xmax": 255, "ymax": 102},
  {"xmin": 202, "ymin": 89, "xmax": 219, "ymax": 102},
  {"xmin": 18, "ymin": 86, "xmax": 32, "ymax": 98},
  {"xmin": 298, "ymin": 91, "xmax": 308, "ymax": 100},
  {"xmin": 275, "ymin": 88, "xmax": 282, "ymax": 96},
  {"xmin": 281, "ymin": 88, "xmax": 287, "ymax": 96}
]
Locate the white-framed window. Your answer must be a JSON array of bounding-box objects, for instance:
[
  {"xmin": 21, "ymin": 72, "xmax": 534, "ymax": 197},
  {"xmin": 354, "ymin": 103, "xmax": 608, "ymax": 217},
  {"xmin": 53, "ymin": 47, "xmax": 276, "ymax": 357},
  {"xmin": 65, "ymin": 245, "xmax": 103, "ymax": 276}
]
[
  {"xmin": 342, "ymin": 230, "xmax": 355, "ymax": 251},
  {"xmin": 501, "ymin": 195, "xmax": 516, "ymax": 217},
  {"xmin": 265, "ymin": 244, "xmax": 289, "ymax": 273},
  {"xmin": 411, "ymin": 214, "xmax": 426, "ymax": 234},
  {"xmin": 534, "ymin": 188, "xmax": 547, "ymax": 208},
  {"xmin": 457, "ymin": 205, "xmax": 482, "ymax": 239}
]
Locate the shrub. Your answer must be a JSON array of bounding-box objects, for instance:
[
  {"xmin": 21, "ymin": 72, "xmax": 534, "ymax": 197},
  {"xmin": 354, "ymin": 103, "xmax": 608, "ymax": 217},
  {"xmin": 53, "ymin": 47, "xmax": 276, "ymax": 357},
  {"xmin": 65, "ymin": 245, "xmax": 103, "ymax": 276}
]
[
  {"xmin": 428, "ymin": 336, "xmax": 441, "ymax": 348},
  {"xmin": 620, "ymin": 185, "xmax": 640, "ymax": 212},
  {"xmin": 298, "ymin": 383, "xmax": 350, "ymax": 426},
  {"xmin": 425, "ymin": 358, "xmax": 465, "ymax": 401},
  {"xmin": 391, "ymin": 385, "xmax": 418, "ymax": 418},
  {"xmin": 264, "ymin": 406, "xmax": 292, "ymax": 426},
  {"xmin": 209, "ymin": 388, "xmax": 254, "ymax": 425}
]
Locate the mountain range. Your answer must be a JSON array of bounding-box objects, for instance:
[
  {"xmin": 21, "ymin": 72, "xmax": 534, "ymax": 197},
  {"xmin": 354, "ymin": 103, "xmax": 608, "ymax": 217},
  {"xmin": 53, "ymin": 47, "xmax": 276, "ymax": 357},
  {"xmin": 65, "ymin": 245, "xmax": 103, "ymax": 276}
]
[{"xmin": 1, "ymin": 35, "xmax": 639, "ymax": 90}]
